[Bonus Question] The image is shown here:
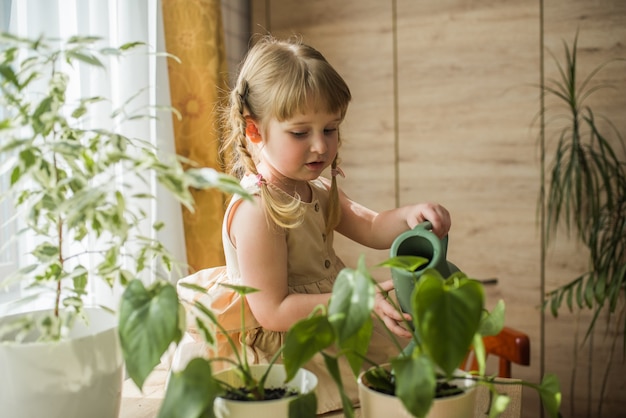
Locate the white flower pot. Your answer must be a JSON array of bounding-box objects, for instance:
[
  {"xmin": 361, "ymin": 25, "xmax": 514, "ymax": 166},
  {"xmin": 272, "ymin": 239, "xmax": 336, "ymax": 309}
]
[
  {"xmin": 0, "ymin": 308, "xmax": 124, "ymax": 418},
  {"xmin": 213, "ymin": 363, "xmax": 318, "ymax": 418},
  {"xmin": 357, "ymin": 370, "xmax": 477, "ymax": 418}
]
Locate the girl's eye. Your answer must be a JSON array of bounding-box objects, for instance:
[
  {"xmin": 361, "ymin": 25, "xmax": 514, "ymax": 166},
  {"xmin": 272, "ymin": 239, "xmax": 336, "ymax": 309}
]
[
  {"xmin": 291, "ymin": 131, "xmax": 308, "ymax": 138},
  {"xmin": 324, "ymin": 128, "xmax": 338, "ymax": 135}
]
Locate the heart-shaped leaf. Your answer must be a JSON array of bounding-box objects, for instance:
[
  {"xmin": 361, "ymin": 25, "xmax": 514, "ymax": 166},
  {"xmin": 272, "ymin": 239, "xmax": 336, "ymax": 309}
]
[
  {"xmin": 412, "ymin": 269, "xmax": 484, "ymax": 377},
  {"xmin": 119, "ymin": 279, "xmax": 183, "ymax": 388}
]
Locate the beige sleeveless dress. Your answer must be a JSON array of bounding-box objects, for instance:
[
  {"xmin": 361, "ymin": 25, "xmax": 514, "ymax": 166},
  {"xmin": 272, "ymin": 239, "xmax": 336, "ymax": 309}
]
[{"xmin": 174, "ymin": 174, "xmax": 404, "ymax": 414}]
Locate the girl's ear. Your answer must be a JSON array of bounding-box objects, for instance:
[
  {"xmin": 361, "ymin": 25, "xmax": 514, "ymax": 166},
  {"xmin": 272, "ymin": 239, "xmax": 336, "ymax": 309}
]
[{"xmin": 245, "ymin": 116, "xmax": 262, "ymax": 143}]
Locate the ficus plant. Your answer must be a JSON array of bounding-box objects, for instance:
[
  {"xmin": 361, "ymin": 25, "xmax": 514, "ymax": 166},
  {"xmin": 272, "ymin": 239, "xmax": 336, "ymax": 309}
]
[
  {"xmin": 283, "ymin": 255, "xmax": 562, "ymax": 418},
  {"xmin": 0, "ymin": 32, "xmax": 246, "ymax": 355}
]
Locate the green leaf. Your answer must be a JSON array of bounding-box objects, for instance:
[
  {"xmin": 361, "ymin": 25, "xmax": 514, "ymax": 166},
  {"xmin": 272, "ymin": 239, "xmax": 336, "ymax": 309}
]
[
  {"xmin": 119, "ymin": 279, "xmax": 183, "ymax": 388},
  {"xmin": 478, "ymin": 299, "xmax": 505, "ymax": 336},
  {"xmin": 288, "ymin": 391, "xmax": 317, "ymax": 418},
  {"xmin": 66, "ymin": 50, "xmax": 104, "ymax": 67},
  {"xmin": 412, "ymin": 270, "xmax": 484, "ymax": 377},
  {"xmin": 219, "ymin": 283, "xmax": 259, "ymax": 296},
  {"xmin": 537, "ymin": 373, "xmax": 562, "ymax": 418},
  {"xmin": 378, "ymin": 255, "xmax": 429, "ymax": 272},
  {"xmin": 119, "ymin": 41, "xmax": 145, "ymax": 51},
  {"xmin": 158, "ymin": 358, "xmax": 220, "ymax": 418},
  {"xmin": 0, "ymin": 63, "xmax": 19, "ymax": 87},
  {"xmin": 393, "ymin": 354, "xmax": 436, "ymax": 418},
  {"xmin": 322, "ymin": 353, "xmax": 355, "ymax": 418},
  {"xmin": 339, "ymin": 317, "xmax": 372, "ymax": 376},
  {"xmin": 31, "ymin": 242, "xmax": 59, "ymax": 260},
  {"xmin": 488, "ymin": 391, "xmax": 511, "ymax": 418},
  {"xmin": 328, "ymin": 256, "xmax": 375, "ymax": 344},
  {"xmin": 283, "ymin": 314, "xmax": 335, "ymax": 381}
]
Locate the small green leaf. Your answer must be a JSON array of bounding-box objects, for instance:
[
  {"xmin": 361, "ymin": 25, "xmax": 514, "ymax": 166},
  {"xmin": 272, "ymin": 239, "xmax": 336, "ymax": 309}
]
[
  {"xmin": 478, "ymin": 299, "xmax": 505, "ymax": 336},
  {"xmin": 66, "ymin": 50, "xmax": 104, "ymax": 67},
  {"xmin": 322, "ymin": 353, "xmax": 355, "ymax": 418},
  {"xmin": 219, "ymin": 283, "xmax": 259, "ymax": 296},
  {"xmin": 283, "ymin": 314, "xmax": 335, "ymax": 381},
  {"xmin": 538, "ymin": 373, "xmax": 562, "ymax": 418},
  {"xmin": 393, "ymin": 355, "xmax": 436, "ymax": 418},
  {"xmin": 378, "ymin": 255, "xmax": 429, "ymax": 272},
  {"xmin": 328, "ymin": 256, "xmax": 375, "ymax": 344},
  {"xmin": 488, "ymin": 392, "xmax": 511, "ymax": 418},
  {"xmin": 31, "ymin": 242, "xmax": 59, "ymax": 260},
  {"xmin": 119, "ymin": 41, "xmax": 145, "ymax": 51},
  {"xmin": 288, "ymin": 391, "xmax": 317, "ymax": 418}
]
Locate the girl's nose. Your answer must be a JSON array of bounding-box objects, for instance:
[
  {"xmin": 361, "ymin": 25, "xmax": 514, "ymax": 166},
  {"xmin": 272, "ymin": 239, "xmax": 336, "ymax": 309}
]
[{"xmin": 310, "ymin": 132, "xmax": 327, "ymax": 154}]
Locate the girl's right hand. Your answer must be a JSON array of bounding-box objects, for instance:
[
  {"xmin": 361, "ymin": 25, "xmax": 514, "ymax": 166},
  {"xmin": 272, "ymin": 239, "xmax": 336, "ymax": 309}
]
[{"xmin": 373, "ymin": 279, "xmax": 413, "ymax": 339}]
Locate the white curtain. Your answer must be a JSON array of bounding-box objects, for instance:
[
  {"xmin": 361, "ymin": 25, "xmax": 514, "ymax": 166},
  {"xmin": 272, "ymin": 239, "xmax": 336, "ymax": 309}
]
[{"xmin": 1, "ymin": 0, "xmax": 186, "ymax": 311}]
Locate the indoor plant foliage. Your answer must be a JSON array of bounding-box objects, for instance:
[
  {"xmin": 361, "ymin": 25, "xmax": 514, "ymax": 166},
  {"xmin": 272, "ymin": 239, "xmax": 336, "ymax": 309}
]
[
  {"xmin": 0, "ymin": 32, "xmax": 247, "ymax": 376},
  {"xmin": 151, "ymin": 283, "xmax": 318, "ymax": 418},
  {"xmin": 540, "ymin": 33, "xmax": 625, "ymax": 412},
  {"xmin": 283, "ymin": 256, "xmax": 562, "ymax": 418}
]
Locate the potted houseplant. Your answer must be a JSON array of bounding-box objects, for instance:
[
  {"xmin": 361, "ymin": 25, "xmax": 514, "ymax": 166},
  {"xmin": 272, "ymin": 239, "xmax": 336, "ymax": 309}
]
[
  {"xmin": 142, "ymin": 280, "xmax": 318, "ymax": 418},
  {"xmin": 283, "ymin": 255, "xmax": 563, "ymax": 418},
  {"xmin": 538, "ymin": 32, "xmax": 625, "ymax": 414},
  {"xmin": 0, "ymin": 32, "xmax": 247, "ymax": 418}
]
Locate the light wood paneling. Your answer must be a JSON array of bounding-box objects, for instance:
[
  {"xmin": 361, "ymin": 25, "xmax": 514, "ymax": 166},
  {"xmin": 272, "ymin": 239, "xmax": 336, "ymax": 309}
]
[{"xmin": 394, "ymin": 1, "xmax": 544, "ymax": 414}]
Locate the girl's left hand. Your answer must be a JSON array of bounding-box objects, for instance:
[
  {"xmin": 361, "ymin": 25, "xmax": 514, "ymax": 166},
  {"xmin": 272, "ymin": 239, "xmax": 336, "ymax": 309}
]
[
  {"xmin": 373, "ymin": 280, "xmax": 413, "ymax": 339},
  {"xmin": 405, "ymin": 203, "xmax": 451, "ymax": 238}
]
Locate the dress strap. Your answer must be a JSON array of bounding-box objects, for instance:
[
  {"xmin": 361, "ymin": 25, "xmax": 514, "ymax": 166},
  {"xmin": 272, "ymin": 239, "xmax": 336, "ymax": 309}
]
[{"xmin": 226, "ymin": 198, "xmax": 244, "ymax": 236}]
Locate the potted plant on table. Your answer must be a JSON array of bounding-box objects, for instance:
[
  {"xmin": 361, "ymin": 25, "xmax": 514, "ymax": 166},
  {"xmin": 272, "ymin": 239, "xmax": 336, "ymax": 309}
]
[
  {"xmin": 146, "ymin": 278, "xmax": 319, "ymax": 418},
  {"xmin": 283, "ymin": 255, "xmax": 563, "ymax": 418},
  {"xmin": 0, "ymin": 32, "xmax": 247, "ymax": 418}
]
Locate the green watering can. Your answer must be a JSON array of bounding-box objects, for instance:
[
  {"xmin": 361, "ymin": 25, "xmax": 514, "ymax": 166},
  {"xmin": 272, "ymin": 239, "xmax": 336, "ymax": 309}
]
[{"xmin": 390, "ymin": 221, "xmax": 460, "ymax": 314}]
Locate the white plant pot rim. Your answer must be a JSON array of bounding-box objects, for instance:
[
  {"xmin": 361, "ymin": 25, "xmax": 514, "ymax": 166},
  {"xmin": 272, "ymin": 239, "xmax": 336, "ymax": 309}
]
[{"xmin": 212, "ymin": 363, "xmax": 318, "ymax": 418}]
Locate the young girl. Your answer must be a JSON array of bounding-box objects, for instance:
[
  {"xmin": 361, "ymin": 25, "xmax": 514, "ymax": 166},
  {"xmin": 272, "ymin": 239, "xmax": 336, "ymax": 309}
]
[{"xmin": 175, "ymin": 35, "xmax": 451, "ymax": 414}]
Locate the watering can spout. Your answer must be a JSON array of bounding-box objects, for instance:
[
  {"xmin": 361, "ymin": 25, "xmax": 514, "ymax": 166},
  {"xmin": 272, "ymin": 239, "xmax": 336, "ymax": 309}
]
[{"xmin": 389, "ymin": 221, "xmax": 459, "ymax": 313}]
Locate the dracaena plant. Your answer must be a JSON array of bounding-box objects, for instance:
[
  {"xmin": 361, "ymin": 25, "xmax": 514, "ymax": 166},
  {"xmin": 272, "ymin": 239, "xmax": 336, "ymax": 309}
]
[
  {"xmin": 283, "ymin": 255, "xmax": 562, "ymax": 418},
  {"xmin": 0, "ymin": 32, "xmax": 246, "ymax": 350},
  {"xmin": 539, "ymin": 32, "xmax": 625, "ymax": 414}
]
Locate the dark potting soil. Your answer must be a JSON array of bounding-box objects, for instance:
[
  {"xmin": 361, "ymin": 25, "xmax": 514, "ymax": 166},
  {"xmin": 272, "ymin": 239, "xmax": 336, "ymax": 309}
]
[
  {"xmin": 434, "ymin": 381, "xmax": 464, "ymax": 398},
  {"xmin": 368, "ymin": 375, "xmax": 464, "ymax": 399},
  {"xmin": 221, "ymin": 387, "xmax": 299, "ymax": 401}
]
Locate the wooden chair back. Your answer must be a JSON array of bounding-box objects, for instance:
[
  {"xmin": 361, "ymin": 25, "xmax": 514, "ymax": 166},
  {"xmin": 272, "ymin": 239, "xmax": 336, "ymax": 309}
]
[{"xmin": 462, "ymin": 326, "xmax": 530, "ymax": 378}]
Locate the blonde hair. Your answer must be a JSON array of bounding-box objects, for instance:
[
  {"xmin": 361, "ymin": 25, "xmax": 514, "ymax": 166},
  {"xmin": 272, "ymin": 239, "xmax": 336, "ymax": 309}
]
[{"xmin": 221, "ymin": 36, "xmax": 351, "ymax": 233}]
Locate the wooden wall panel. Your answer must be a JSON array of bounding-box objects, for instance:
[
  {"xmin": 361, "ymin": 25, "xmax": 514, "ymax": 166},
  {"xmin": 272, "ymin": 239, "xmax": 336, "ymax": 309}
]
[{"xmin": 394, "ymin": 1, "xmax": 544, "ymax": 414}]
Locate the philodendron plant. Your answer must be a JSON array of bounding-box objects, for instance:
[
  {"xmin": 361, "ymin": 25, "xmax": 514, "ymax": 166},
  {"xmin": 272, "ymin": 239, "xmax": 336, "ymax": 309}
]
[
  {"xmin": 283, "ymin": 256, "xmax": 562, "ymax": 418},
  {"xmin": 135, "ymin": 283, "xmax": 317, "ymax": 418}
]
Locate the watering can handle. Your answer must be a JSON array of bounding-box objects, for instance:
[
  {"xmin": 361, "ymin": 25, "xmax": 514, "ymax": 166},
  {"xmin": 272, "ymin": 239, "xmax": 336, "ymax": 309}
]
[{"xmin": 415, "ymin": 220, "xmax": 433, "ymax": 231}]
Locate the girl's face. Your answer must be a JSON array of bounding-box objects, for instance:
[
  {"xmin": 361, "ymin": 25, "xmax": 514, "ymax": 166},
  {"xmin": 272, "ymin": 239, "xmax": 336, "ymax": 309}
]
[{"xmin": 257, "ymin": 104, "xmax": 342, "ymax": 189}]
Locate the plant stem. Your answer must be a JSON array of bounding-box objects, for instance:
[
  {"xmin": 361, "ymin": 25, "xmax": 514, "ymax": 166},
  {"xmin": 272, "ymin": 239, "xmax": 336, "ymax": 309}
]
[{"xmin": 53, "ymin": 151, "xmax": 63, "ymax": 319}]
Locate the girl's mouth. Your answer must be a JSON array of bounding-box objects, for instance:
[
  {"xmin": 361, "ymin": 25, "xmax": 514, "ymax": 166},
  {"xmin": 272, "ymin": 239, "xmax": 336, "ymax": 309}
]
[{"xmin": 306, "ymin": 161, "xmax": 325, "ymax": 170}]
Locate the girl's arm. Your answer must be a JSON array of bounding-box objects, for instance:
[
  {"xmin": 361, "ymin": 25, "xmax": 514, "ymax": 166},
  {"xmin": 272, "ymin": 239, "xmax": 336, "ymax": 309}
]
[
  {"xmin": 229, "ymin": 197, "xmax": 331, "ymax": 331},
  {"xmin": 324, "ymin": 178, "xmax": 451, "ymax": 249}
]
